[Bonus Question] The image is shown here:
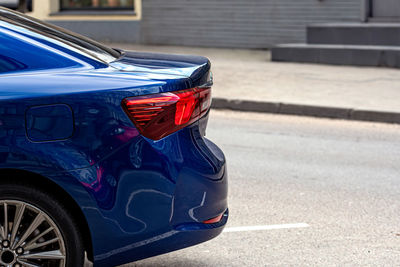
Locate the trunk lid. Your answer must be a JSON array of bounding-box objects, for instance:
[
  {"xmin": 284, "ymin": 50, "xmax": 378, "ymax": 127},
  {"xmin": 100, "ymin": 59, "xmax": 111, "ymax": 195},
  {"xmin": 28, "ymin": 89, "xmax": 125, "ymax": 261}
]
[{"xmin": 110, "ymin": 50, "xmax": 212, "ymax": 88}]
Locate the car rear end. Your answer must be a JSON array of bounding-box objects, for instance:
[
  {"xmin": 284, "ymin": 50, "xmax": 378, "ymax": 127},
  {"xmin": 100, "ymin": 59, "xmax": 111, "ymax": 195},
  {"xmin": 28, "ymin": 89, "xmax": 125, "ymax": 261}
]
[{"xmin": 100, "ymin": 51, "xmax": 229, "ymax": 265}]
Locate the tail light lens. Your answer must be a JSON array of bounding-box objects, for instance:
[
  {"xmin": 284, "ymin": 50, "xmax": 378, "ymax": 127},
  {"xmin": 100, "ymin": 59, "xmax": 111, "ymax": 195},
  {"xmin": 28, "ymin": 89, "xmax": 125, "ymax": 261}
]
[{"xmin": 122, "ymin": 88, "xmax": 211, "ymax": 140}]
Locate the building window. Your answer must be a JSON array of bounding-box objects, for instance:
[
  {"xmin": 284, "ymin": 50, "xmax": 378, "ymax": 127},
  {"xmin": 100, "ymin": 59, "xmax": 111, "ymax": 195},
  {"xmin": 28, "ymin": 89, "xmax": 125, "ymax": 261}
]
[{"xmin": 60, "ymin": 0, "xmax": 134, "ymax": 11}]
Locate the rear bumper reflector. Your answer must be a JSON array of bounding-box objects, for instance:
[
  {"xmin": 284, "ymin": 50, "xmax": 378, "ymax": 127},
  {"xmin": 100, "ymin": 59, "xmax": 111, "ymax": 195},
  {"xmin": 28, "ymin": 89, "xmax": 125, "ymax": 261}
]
[{"xmin": 203, "ymin": 213, "xmax": 224, "ymax": 224}]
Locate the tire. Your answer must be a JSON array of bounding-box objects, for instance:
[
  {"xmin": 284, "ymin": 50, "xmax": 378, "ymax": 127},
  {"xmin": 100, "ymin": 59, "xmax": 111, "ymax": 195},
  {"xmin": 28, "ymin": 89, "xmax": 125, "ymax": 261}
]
[{"xmin": 0, "ymin": 182, "xmax": 84, "ymax": 267}]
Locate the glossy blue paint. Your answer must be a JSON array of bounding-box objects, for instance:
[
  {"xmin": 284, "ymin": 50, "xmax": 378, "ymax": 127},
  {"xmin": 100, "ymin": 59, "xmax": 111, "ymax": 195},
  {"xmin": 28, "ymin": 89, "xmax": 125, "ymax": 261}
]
[{"xmin": 0, "ymin": 7, "xmax": 228, "ymax": 266}]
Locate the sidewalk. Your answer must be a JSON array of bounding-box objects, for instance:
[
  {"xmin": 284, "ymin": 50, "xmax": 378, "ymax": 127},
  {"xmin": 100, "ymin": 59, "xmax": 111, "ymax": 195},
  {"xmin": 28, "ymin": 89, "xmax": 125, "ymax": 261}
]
[{"xmin": 108, "ymin": 43, "xmax": 400, "ymax": 124}]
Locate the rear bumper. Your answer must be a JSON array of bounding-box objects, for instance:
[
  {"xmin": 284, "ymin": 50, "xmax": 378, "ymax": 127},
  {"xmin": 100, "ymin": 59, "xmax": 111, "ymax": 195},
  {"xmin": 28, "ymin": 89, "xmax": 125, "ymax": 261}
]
[{"xmin": 95, "ymin": 208, "xmax": 228, "ymax": 266}]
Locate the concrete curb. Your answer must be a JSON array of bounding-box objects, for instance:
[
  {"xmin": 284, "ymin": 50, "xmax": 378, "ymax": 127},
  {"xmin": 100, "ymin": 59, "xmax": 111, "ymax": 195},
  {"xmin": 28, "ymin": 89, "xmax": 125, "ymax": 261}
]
[{"xmin": 211, "ymin": 98, "xmax": 400, "ymax": 124}]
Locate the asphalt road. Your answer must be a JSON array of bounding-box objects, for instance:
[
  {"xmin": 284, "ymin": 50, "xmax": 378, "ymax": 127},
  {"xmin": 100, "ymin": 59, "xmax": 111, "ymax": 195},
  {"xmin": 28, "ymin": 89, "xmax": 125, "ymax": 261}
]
[{"xmin": 126, "ymin": 110, "xmax": 400, "ymax": 266}]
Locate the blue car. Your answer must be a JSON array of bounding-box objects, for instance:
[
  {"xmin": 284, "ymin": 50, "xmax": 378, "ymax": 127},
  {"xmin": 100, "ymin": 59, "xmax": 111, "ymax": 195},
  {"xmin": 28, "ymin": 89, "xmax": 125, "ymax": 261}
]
[{"xmin": 0, "ymin": 7, "xmax": 228, "ymax": 267}]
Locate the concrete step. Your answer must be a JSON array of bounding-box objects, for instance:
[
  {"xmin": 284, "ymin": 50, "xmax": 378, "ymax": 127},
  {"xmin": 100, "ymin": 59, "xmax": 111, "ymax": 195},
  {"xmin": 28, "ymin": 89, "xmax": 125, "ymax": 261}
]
[
  {"xmin": 307, "ymin": 23, "xmax": 400, "ymax": 46},
  {"xmin": 369, "ymin": 17, "xmax": 400, "ymax": 23},
  {"xmin": 271, "ymin": 44, "xmax": 400, "ymax": 68}
]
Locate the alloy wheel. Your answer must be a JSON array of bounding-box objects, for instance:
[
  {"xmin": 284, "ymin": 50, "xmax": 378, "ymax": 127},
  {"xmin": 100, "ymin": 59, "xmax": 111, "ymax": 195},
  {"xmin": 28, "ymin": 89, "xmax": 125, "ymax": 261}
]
[{"xmin": 0, "ymin": 200, "xmax": 66, "ymax": 267}]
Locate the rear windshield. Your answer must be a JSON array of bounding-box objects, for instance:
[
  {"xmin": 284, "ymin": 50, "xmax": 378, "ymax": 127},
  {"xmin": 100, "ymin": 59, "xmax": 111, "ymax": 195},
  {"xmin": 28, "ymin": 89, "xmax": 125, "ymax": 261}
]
[{"xmin": 0, "ymin": 7, "xmax": 120, "ymax": 63}]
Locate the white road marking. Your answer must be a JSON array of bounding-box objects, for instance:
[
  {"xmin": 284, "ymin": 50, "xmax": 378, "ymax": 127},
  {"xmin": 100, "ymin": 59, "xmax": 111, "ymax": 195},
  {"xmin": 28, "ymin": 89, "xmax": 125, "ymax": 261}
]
[{"xmin": 223, "ymin": 223, "xmax": 310, "ymax": 233}]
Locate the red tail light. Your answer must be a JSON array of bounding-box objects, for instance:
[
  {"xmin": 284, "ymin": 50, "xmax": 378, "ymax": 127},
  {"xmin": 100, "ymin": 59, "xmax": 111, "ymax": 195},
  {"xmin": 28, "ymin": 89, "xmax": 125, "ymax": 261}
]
[{"xmin": 122, "ymin": 88, "xmax": 212, "ymax": 140}]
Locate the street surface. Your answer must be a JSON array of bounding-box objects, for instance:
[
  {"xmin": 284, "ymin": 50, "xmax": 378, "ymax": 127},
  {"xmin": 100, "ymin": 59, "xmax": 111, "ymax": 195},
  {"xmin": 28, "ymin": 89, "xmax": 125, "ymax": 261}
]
[{"xmin": 126, "ymin": 110, "xmax": 400, "ymax": 266}]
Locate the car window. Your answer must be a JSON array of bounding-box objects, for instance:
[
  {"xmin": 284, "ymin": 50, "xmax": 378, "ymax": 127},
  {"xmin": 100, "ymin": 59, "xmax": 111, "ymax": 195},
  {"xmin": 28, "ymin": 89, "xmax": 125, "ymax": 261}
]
[
  {"xmin": 0, "ymin": 7, "xmax": 120, "ymax": 64},
  {"xmin": 0, "ymin": 29, "xmax": 89, "ymax": 74}
]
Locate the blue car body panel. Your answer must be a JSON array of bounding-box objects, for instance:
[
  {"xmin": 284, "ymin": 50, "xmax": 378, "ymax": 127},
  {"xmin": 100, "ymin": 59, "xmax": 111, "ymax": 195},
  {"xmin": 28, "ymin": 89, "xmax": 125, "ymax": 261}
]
[{"xmin": 0, "ymin": 7, "xmax": 228, "ymax": 266}]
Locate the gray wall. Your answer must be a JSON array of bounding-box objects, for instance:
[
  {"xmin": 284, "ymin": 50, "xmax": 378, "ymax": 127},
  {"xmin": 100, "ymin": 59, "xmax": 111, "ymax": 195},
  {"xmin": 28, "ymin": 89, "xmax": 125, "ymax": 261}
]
[
  {"xmin": 50, "ymin": 0, "xmax": 362, "ymax": 48},
  {"xmin": 140, "ymin": 0, "xmax": 362, "ymax": 48}
]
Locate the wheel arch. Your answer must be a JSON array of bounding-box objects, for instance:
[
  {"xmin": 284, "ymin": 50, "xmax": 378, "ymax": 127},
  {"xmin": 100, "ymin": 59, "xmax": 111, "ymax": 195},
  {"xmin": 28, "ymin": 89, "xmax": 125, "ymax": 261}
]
[{"xmin": 0, "ymin": 168, "xmax": 94, "ymax": 261}]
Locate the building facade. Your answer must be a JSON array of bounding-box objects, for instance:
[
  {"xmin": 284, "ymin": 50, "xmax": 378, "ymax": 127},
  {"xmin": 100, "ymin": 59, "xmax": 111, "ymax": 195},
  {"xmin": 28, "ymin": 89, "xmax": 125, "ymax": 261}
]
[{"xmin": 24, "ymin": 0, "xmax": 394, "ymax": 48}]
